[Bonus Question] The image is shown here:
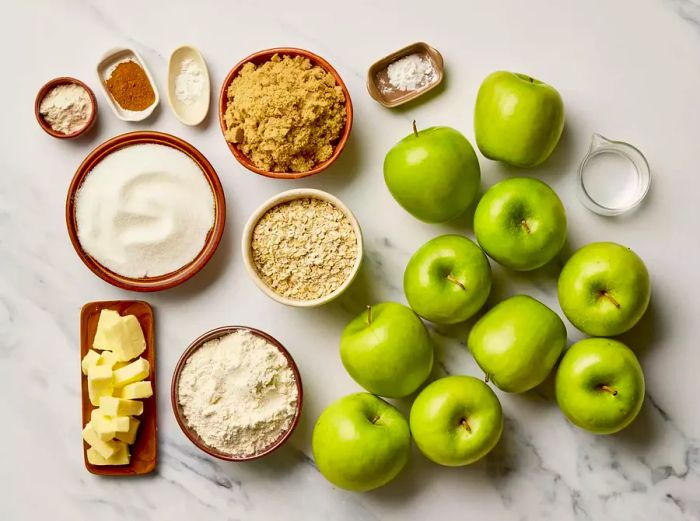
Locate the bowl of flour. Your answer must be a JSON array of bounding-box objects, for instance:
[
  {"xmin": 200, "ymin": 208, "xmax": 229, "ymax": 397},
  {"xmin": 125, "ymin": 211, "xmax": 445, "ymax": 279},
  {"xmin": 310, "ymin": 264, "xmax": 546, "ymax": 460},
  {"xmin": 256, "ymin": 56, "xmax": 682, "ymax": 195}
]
[
  {"xmin": 171, "ymin": 326, "xmax": 303, "ymax": 461},
  {"xmin": 66, "ymin": 131, "xmax": 226, "ymax": 291}
]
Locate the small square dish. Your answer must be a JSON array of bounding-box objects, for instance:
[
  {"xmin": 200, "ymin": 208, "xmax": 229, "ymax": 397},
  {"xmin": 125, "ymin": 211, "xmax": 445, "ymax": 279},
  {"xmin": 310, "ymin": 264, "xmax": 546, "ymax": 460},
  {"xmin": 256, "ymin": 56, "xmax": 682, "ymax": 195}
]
[
  {"xmin": 96, "ymin": 48, "xmax": 159, "ymax": 122},
  {"xmin": 367, "ymin": 42, "xmax": 444, "ymax": 108}
]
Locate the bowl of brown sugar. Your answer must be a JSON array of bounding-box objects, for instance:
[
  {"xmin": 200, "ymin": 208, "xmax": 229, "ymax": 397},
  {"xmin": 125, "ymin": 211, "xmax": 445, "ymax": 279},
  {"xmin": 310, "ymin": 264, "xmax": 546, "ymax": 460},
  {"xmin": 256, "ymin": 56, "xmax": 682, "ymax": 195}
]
[
  {"xmin": 242, "ymin": 189, "xmax": 363, "ymax": 307},
  {"xmin": 219, "ymin": 48, "xmax": 353, "ymax": 179}
]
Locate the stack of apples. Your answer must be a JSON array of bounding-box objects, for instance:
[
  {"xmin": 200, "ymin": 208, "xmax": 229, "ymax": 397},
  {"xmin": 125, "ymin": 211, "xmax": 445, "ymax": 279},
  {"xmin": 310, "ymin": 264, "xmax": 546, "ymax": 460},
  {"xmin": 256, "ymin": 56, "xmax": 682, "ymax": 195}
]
[{"xmin": 312, "ymin": 71, "xmax": 651, "ymax": 492}]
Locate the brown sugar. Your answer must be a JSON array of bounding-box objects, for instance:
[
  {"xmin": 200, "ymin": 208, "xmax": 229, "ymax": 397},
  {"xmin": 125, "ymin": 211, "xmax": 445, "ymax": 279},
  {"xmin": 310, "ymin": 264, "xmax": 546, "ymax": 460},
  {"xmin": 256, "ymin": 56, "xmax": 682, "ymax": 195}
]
[{"xmin": 105, "ymin": 60, "xmax": 156, "ymax": 111}]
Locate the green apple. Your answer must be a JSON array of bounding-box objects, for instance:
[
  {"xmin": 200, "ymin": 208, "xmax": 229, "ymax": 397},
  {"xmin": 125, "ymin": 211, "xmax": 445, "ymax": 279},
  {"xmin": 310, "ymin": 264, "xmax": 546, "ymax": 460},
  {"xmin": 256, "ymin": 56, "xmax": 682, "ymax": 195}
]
[
  {"xmin": 410, "ymin": 376, "xmax": 503, "ymax": 466},
  {"xmin": 474, "ymin": 71, "xmax": 565, "ymax": 167},
  {"xmin": 384, "ymin": 124, "xmax": 481, "ymax": 223},
  {"xmin": 558, "ymin": 242, "xmax": 650, "ymax": 336},
  {"xmin": 474, "ymin": 177, "xmax": 567, "ymax": 271},
  {"xmin": 404, "ymin": 235, "xmax": 492, "ymax": 324},
  {"xmin": 312, "ymin": 393, "xmax": 411, "ymax": 491},
  {"xmin": 555, "ymin": 338, "xmax": 645, "ymax": 434},
  {"xmin": 340, "ymin": 302, "xmax": 433, "ymax": 398},
  {"xmin": 468, "ymin": 295, "xmax": 567, "ymax": 393}
]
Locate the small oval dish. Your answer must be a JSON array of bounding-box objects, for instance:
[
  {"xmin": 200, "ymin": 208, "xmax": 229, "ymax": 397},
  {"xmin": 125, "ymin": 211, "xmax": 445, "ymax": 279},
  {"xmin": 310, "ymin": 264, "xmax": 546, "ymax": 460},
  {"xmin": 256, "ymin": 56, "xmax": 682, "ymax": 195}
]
[
  {"xmin": 171, "ymin": 326, "xmax": 303, "ymax": 461},
  {"xmin": 218, "ymin": 47, "xmax": 353, "ymax": 179},
  {"xmin": 35, "ymin": 77, "xmax": 97, "ymax": 139},
  {"xmin": 242, "ymin": 188, "xmax": 363, "ymax": 307},
  {"xmin": 96, "ymin": 48, "xmax": 159, "ymax": 122},
  {"xmin": 167, "ymin": 45, "xmax": 210, "ymax": 126},
  {"xmin": 66, "ymin": 131, "xmax": 226, "ymax": 292}
]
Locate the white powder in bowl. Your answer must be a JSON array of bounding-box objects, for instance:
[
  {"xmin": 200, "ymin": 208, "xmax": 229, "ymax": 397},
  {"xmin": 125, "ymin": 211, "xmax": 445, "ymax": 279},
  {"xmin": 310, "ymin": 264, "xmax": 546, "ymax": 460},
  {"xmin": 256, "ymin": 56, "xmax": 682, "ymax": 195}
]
[
  {"xmin": 75, "ymin": 143, "xmax": 215, "ymax": 278},
  {"xmin": 177, "ymin": 330, "xmax": 298, "ymax": 457},
  {"xmin": 385, "ymin": 53, "xmax": 436, "ymax": 92}
]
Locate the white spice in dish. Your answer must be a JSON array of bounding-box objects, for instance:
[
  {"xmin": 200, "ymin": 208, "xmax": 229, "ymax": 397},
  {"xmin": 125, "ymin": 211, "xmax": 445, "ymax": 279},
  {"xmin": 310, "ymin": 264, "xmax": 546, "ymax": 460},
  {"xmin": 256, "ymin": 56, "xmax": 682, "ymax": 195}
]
[
  {"xmin": 75, "ymin": 143, "xmax": 215, "ymax": 278},
  {"xmin": 384, "ymin": 53, "xmax": 436, "ymax": 92},
  {"xmin": 39, "ymin": 83, "xmax": 93, "ymax": 134},
  {"xmin": 177, "ymin": 330, "xmax": 298, "ymax": 457},
  {"xmin": 175, "ymin": 58, "xmax": 204, "ymax": 105}
]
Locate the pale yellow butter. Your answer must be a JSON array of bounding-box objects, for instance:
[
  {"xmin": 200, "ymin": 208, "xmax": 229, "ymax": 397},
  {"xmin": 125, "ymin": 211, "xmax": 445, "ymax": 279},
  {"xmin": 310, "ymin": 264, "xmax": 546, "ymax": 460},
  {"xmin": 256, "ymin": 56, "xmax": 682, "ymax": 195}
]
[
  {"xmin": 99, "ymin": 396, "xmax": 143, "ymax": 417},
  {"xmin": 92, "ymin": 309, "xmax": 121, "ymax": 350},
  {"xmin": 82, "ymin": 422, "xmax": 122, "ymax": 460},
  {"xmin": 115, "ymin": 380, "xmax": 153, "ymax": 400},
  {"xmin": 87, "ymin": 444, "xmax": 130, "ymax": 465},
  {"xmin": 91, "ymin": 408, "xmax": 130, "ymax": 434},
  {"xmin": 97, "ymin": 350, "xmax": 119, "ymax": 369},
  {"xmin": 81, "ymin": 350, "xmax": 101, "ymax": 375},
  {"xmin": 87, "ymin": 365, "xmax": 113, "ymax": 407},
  {"xmin": 113, "ymin": 358, "xmax": 149, "ymax": 388},
  {"xmin": 92, "ymin": 310, "xmax": 146, "ymax": 361},
  {"xmin": 115, "ymin": 417, "xmax": 141, "ymax": 445}
]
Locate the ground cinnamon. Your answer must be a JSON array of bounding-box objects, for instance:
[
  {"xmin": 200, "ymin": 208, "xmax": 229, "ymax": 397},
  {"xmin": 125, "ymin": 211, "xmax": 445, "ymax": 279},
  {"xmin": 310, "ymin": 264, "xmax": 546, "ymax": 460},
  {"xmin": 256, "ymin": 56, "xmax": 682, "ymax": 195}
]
[{"xmin": 105, "ymin": 60, "xmax": 155, "ymax": 111}]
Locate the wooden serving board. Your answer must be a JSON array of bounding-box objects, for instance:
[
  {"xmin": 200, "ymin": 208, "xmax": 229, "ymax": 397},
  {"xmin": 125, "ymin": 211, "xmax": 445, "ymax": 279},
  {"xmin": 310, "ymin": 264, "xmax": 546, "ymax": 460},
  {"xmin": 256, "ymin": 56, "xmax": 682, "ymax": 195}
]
[{"xmin": 80, "ymin": 300, "xmax": 157, "ymax": 475}]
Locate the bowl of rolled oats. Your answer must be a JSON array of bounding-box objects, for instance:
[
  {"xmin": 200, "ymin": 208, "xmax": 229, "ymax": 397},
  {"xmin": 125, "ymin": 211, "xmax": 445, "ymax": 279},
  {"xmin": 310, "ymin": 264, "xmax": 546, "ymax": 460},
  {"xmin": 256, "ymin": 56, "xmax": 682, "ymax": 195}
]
[{"xmin": 242, "ymin": 189, "xmax": 363, "ymax": 307}]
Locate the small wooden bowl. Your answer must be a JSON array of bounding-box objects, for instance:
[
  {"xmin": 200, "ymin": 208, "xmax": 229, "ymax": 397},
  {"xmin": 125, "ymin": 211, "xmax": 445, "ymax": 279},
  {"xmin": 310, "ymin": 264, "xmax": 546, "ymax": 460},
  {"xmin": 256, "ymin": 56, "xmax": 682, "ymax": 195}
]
[
  {"xmin": 66, "ymin": 131, "xmax": 226, "ymax": 292},
  {"xmin": 80, "ymin": 300, "xmax": 157, "ymax": 475},
  {"xmin": 35, "ymin": 77, "xmax": 97, "ymax": 138},
  {"xmin": 171, "ymin": 326, "xmax": 303, "ymax": 461},
  {"xmin": 218, "ymin": 48, "xmax": 353, "ymax": 179}
]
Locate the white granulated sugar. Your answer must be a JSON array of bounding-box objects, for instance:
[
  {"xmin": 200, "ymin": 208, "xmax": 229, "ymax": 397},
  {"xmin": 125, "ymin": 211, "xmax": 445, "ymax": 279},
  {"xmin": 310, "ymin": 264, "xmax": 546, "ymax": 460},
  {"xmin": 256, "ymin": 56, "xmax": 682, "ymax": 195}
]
[
  {"xmin": 75, "ymin": 143, "xmax": 215, "ymax": 278},
  {"xmin": 177, "ymin": 330, "xmax": 298, "ymax": 457},
  {"xmin": 175, "ymin": 58, "xmax": 204, "ymax": 105},
  {"xmin": 385, "ymin": 53, "xmax": 436, "ymax": 92}
]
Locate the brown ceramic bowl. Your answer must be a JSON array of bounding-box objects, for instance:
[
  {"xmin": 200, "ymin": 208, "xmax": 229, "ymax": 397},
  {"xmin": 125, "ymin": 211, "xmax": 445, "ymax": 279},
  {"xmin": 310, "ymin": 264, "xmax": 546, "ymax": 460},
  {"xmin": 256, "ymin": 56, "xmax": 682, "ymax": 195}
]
[
  {"xmin": 35, "ymin": 77, "xmax": 97, "ymax": 138},
  {"xmin": 66, "ymin": 131, "xmax": 226, "ymax": 292},
  {"xmin": 218, "ymin": 47, "xmax": 353, "ymax": 179},
  {"xmin": 171, "ymin": 326, "xmax": 303, "ymax": 461}
]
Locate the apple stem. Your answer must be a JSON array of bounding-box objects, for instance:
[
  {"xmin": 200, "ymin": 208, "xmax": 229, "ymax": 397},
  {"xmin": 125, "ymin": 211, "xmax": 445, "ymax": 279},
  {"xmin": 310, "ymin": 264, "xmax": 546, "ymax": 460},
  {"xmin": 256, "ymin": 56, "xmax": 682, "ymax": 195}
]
[
  {"xmin": 599, "ymin": 290, "xmax": 621, "ymax": 309},
  {"xmin": 460, "ymin": 418, "xmax": 472, "ymax": 432},
  {"xmin": 599, "ymin": 385, "xmax": 618, "ymax": 396},
  {"xmin": 484, "ymin": 373, "xmax": 490, "ymax": 383},
  {"xmin": 446, "ymin": 274, "xmax": 466, "ymax": 290},
  {"xmin": 412, "ymin": 120, "xmax": 418, "ymax": 138},
  {"xmin": 520, "ymin": 219, "xmax": 532, "ymax": 234},
  {"xmin": 371, "ymin": 415, "xmax": 380, "ymax": 424},
  {"xmin": 366, "ymin": 305, "xmax": 372, "ymax": 326}
]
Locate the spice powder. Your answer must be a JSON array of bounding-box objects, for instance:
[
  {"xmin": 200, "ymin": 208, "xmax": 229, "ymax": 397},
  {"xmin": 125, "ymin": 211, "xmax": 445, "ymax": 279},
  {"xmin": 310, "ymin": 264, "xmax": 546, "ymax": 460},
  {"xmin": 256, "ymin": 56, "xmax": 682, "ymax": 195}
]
[
  {"xmin": 251, "ymin": 198, "xmax": 358, "ymax": 300},
  {"xmin": 105, "ymin": 60, "xmax": 156, "ymax": 111}
]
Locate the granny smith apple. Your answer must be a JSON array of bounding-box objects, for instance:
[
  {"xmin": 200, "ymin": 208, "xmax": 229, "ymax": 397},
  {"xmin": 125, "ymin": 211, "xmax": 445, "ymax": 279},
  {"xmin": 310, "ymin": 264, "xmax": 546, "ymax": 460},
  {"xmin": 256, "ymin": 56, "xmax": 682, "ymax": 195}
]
[
  {"xmin": 384, "ymin": 123, "xmax": 481, "ymax": 223},
  {"xmin": 555, "ymin": 338, "xmax": 645, "ymax": 434},
  {"xmin": 558, "ymin": 242, "xmax": 650, "ymax": 336},
  {"xmin": 468, "ymin": 295, "xmax": 567, "ymax": 393},
  {"xmin": 410, "ymin": 376, "xmax": 503, "ymax": 466},
  {"xmin": 340, "ymin": 302, "xmax": 433, "ymax": 398},
  {"xmin": 474, "ymin": 177, "xmax": 567, "ymax": 271},
  {"xmin": 312, "ymin": 393, "xmax": 411, "ymax": 491},
  {"xmin": 474, "ymin": 71, "xmax": 565, "ymax": 167},
  {"xmin": 404, "ymin": 235, "xmax": 492, "ymax": 324}
]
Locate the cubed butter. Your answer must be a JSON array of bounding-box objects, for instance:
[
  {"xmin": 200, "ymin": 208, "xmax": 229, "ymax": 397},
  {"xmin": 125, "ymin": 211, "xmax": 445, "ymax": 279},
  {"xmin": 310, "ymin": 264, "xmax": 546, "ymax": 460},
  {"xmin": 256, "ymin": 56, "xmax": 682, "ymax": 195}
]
[
  {"xmin": 91, "ymin": 408, "xmax": 130, "ymax": 435},
  {"xmin": 115, "ymin": 380, "xmax": 153, "ymax": 400},
  {"xmin": 99, "ymin": 396, "xmax": 143, "ymax": 417},
  {"xmin": 87, "ymin": 365, "xmax": 114, "ymax": 407},
  {"xmin": 113, "ymin": 358, "xmax": 150, "ymax": 388},
  {"xmin": 92, "ymin": 309, "xmax": 121, "ymax": 350},
  {"xmin": 115, "ymin": 417, "xmax": 140, "ymax": 445},
  {"xmin": 97, "ymin": 350, "xmax": 119, "ymax": 369},
  {"xmin": 81, "ymin": 350, "xmax": 101, "ymax": 375},
  {"xmin": 82, "ymin": 422, "xmax": 122, "ymax": 460},
  {"xmin": 87, "ymin": 443, "xmax": 130, "ymax": 466}
]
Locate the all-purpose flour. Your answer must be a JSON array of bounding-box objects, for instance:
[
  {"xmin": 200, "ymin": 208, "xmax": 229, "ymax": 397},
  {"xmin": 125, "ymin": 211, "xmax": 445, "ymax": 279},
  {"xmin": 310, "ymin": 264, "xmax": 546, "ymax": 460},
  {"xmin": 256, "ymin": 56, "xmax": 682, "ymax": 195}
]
[{"xmin": 177, "ymin": 330, "xmax": 298, "ymax": 457}]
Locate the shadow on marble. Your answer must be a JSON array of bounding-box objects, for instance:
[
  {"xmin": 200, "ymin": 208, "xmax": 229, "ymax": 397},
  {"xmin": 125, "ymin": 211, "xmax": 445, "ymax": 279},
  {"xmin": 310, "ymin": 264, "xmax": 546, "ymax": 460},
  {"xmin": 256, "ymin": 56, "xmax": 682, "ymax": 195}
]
[
  {"xmin": 391, "ymin": 73, "xmax": 449, "ymax": 114},
  {"xmin": 294, "ymin": 130, "xmax": 363, "ymax": 192}
]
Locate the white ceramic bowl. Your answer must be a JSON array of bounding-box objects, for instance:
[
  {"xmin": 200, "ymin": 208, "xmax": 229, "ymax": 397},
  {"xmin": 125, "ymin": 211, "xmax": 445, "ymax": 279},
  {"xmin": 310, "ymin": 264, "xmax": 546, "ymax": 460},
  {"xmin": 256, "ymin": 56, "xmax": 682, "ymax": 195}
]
[{"xmin": 242, "ymin": 189, "xmax": 363, "ymax": 308}]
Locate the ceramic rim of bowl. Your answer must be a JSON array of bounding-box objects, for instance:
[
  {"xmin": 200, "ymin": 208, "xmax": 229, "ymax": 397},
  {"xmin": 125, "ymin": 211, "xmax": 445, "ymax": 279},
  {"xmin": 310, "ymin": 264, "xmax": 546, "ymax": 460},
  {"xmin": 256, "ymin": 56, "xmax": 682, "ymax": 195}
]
[
  {"xmin": 65, "ymin": 131, "xmax": 226, "ymax": 292},
  {"xmin": 241, "ymin": 188, "xmax": 364, "ymax": 307},
  {"xmin": 218, "ymin": 47, "xmax": 353, "ymax": 179},
  {"xmin": 170, "ymin": 325, "xmax": 304, "ymax": 461},
  {"xmin": 35, "ymin": 77, "xmax": 98, "ymax": 139}
]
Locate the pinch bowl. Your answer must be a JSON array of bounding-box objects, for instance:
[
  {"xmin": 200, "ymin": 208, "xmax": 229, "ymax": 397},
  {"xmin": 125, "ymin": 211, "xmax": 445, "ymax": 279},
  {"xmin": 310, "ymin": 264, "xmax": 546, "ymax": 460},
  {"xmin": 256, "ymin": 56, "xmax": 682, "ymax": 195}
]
[{"xmin": 35, "ymin": 77, "xmax": 98, "ymax": 139}]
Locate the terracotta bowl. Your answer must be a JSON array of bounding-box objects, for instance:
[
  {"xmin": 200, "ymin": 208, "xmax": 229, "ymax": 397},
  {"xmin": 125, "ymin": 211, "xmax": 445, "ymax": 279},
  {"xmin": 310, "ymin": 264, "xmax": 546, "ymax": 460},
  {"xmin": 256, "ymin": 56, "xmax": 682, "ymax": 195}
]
[
  {"xmin": 66, "ymin": 131, "xmax": 226, "ymax": 292},
  {"xmin": 171, "ymin": 326, "xmax": 304, "ymax": 461},
  {"xmin": 218, "ymin": 47, "xmax": 353, "ymax": 179},
  {"xmin": 35, "ymin": 77, "xmax": 98, "ymax": 139}
]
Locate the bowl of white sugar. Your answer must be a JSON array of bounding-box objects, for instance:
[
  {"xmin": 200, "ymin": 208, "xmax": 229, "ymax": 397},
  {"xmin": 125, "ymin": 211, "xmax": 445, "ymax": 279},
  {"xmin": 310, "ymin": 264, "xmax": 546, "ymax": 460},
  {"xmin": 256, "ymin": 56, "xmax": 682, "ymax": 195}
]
[
  {"xmin": 171, "ymin": 326, "xmax": 303, "ymax": 461},
  {"xmin": 66, "ymin": 131, "xmax": 226, "ymax": 291}
]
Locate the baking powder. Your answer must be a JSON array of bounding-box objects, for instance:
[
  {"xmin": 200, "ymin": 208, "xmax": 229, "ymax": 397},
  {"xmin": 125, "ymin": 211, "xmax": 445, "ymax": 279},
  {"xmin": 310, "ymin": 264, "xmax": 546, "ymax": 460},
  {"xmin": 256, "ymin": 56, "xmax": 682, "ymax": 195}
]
[
  {"xmin": 178, "ymin": 331, "xmax": 298, "ymax": 457},
  {"xmin": 385, "ymin": 54, "xmax": 436, "ymax": 92},
  {"xmin": 175, "ymin": 59, "xmax": 204, "ymax": 105},
  {"xmin": 39, "ymin": 83, "xmax": 92, "ymax": 134}
]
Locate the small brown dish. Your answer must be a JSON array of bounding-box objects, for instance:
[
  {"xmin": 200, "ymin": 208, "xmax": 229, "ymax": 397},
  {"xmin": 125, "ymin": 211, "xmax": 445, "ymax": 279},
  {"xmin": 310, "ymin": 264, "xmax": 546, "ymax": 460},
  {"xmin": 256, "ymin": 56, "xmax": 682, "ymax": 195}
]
[
  {"xmin": 367, "ymin": 42, "xmax": 444, "ymax": 108},
  {"xmin": 66, "ymin": 131, "xmax": 226, "ymax": 292},
  {"xmin": 80, "ymin": 300, "xmax": 157, "ymax": 475},
  {"xmin": 171, "ymin": 326, "xmax": 303, "ymax": 461},
  {"xmin": 35, "ymin": 77, "xmax": 97, "ymax": 139},
  {"xmin": 218, "ymin": 47, "xmax": 353, "ymax": 179}
]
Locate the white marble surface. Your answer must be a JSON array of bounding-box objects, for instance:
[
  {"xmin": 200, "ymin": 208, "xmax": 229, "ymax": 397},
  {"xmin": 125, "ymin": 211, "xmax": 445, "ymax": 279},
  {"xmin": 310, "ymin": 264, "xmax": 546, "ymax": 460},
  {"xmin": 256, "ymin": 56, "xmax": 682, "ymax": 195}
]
[{"xmin": 3, "ymin": 0, "xmax": 700, "ymax": 519}]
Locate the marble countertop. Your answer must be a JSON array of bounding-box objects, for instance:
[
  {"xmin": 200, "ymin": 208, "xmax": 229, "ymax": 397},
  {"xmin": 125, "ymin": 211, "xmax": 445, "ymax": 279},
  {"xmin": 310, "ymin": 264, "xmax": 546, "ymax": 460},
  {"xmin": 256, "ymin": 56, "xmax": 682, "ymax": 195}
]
[{"xmin": 3, "ymin": 0, "xmax": 700, "ymax": 519}]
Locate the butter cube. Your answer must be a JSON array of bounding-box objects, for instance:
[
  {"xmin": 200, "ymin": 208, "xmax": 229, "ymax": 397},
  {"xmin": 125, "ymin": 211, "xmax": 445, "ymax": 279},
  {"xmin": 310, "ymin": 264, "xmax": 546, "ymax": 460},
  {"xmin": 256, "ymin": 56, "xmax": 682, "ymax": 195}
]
[
  {"xmin": 95, "ymin": 313, "xmax": 146, "ymax": 362},
  {"xmin": 81, "ymin": 350, "xmax": 102, "ymax": 375},
  {"xmin": 82, "ymin": 422, "xmax": 122, "ymax": 459},
  {"xmin": 115, "ymin": 417, "xmax": 141, "ymax": 445},
  {"xmin": 92, "ymin": 309, "xmax": 121, "ymax": 350},
  {"xmin": 91, "ymin": 409, "xmax": 130, "ymax": 435},
  {"xmin": 87, "ymin": 365, "xmax": 114, "ymax": 407},
  {"xmin": 87, "ymin": 444, "xmax": 130, "ymax": 466},
  {"xmin": 99, "ymin": 396, "xmax": 143, "ymax": 417},
  {"xmin": 113, "ymin": 358, "xmax": 150, "ymax": 388},
  {"xmin": 115, "ymin": 381, "xmax": 153, "ymax": 400},
  {"xmin": 97, "ymin": 350, "xmax": 119, "ymax": 369}
]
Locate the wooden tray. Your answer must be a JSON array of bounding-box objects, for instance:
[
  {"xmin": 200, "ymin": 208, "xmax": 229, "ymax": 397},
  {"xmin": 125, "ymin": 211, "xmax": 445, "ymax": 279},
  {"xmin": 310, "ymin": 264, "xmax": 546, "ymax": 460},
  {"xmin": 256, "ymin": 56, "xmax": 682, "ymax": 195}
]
[{"xmin": 80, "ymin": 300, "xmax": 157, "ymax": 475}]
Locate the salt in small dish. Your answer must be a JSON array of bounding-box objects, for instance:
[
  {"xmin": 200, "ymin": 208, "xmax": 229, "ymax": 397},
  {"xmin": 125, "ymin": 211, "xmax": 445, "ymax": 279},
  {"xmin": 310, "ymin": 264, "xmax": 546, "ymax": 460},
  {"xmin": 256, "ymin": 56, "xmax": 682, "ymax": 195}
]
[{"xmin": 167, "ymin": 45, "xmax": 210, "ymax": 126}]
